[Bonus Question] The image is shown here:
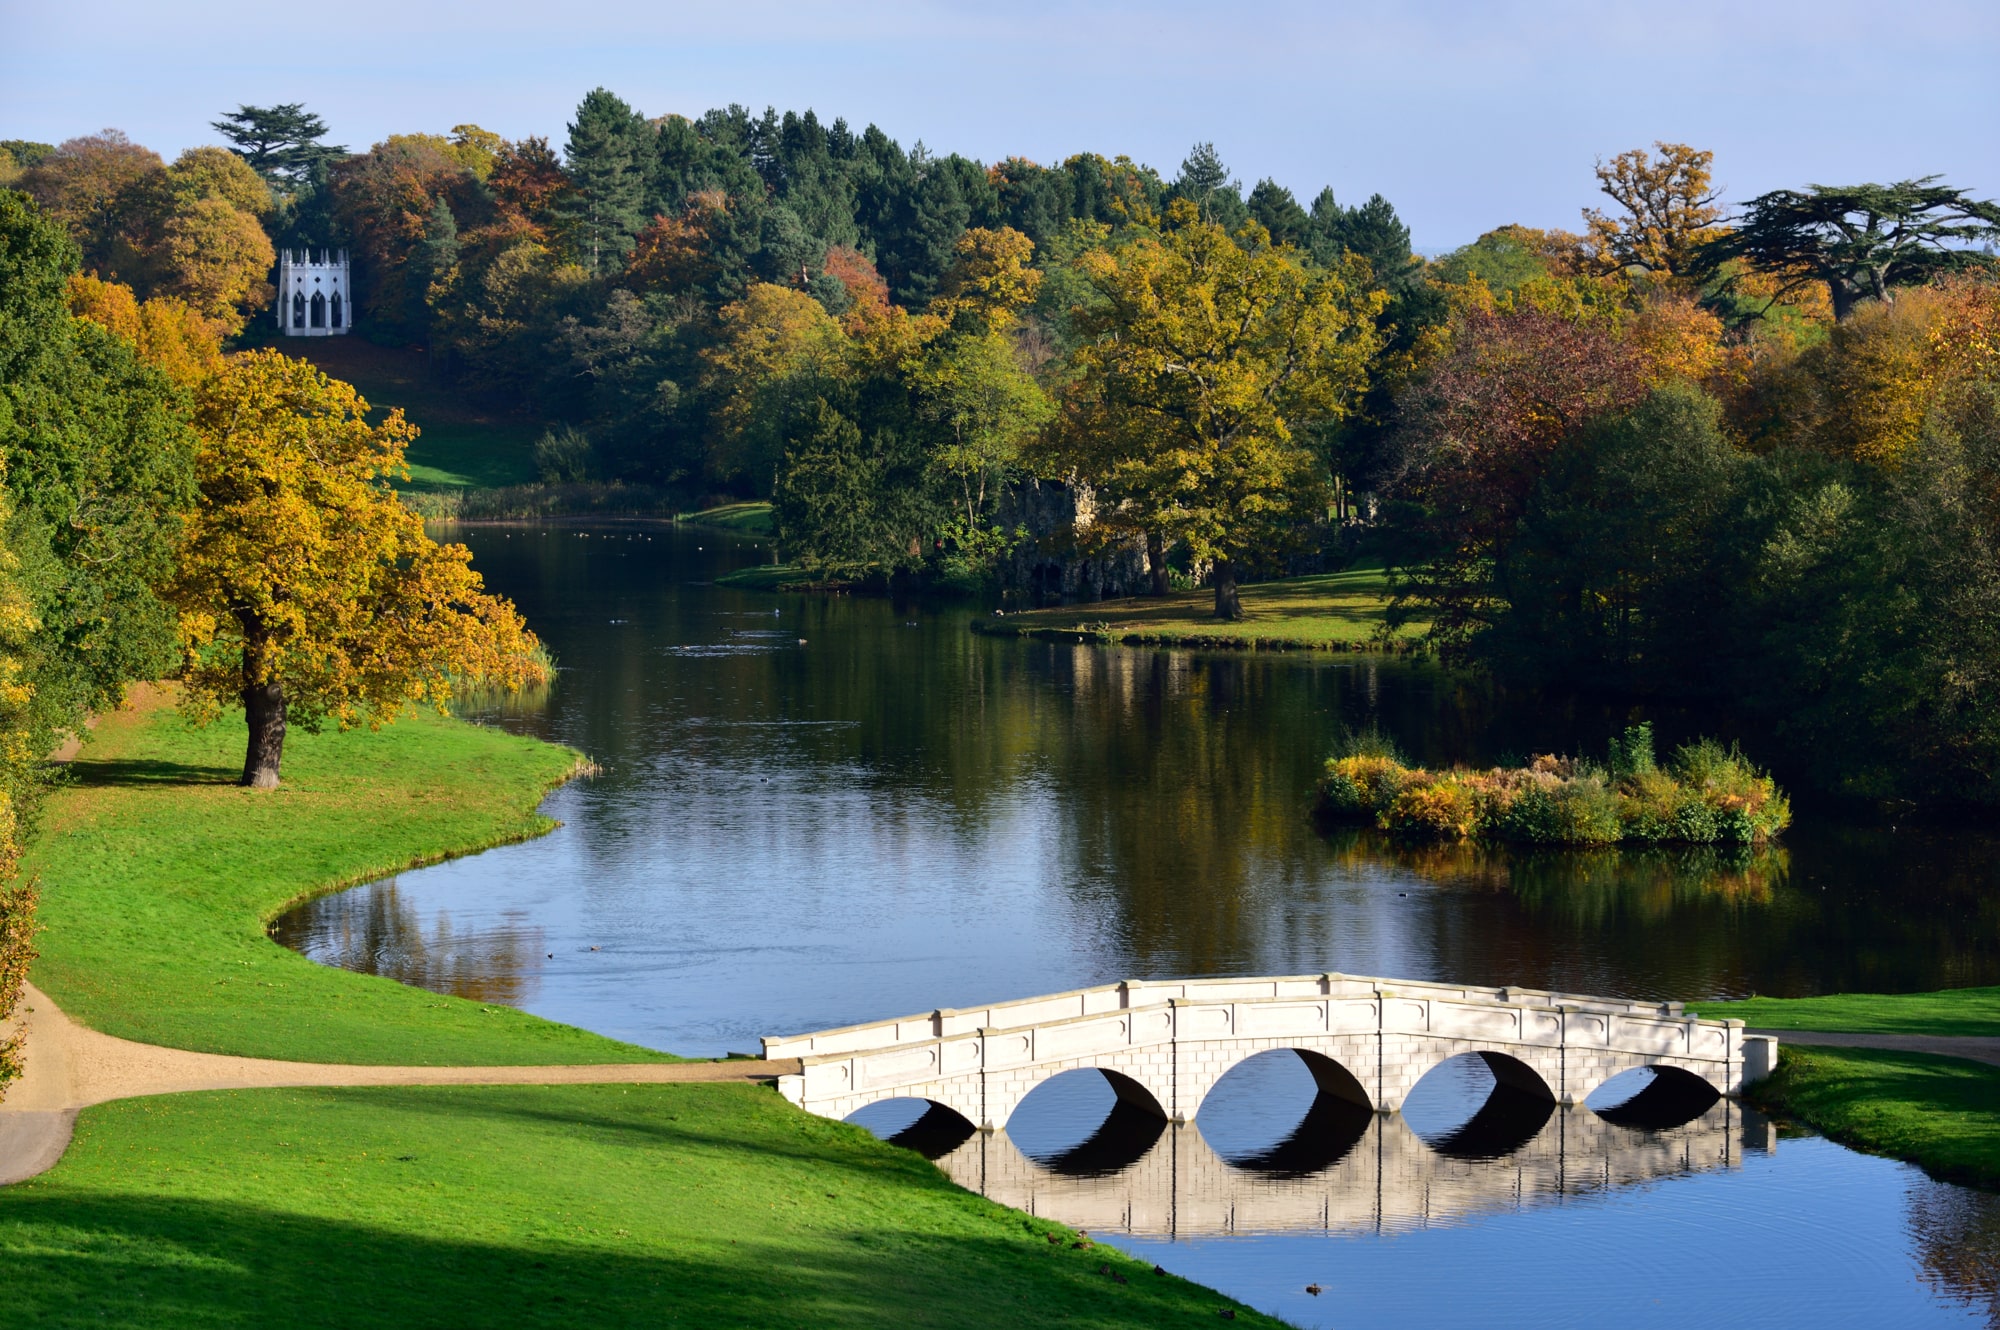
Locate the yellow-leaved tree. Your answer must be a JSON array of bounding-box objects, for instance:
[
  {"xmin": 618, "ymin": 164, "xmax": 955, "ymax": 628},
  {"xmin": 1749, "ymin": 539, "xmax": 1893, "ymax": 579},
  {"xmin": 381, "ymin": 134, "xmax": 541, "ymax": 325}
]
[
  {"xmin": 1039, "ymin": 202, "xmax": 1383, "ymax": 618},
  {"xmin": 169, "ymin": 351, "xmax": 549, "ymax": 788},
  {"xmin": 0, "ymin": 482, "xmax": 41, "ymax": 1099}
]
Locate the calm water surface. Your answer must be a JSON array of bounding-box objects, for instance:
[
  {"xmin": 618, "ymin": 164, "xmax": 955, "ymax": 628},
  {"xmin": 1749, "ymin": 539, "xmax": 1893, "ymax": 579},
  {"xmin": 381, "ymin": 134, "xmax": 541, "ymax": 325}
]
[{"xmin": 274, "ymin": 523, "xmax": 2000, "ymax": 1327}]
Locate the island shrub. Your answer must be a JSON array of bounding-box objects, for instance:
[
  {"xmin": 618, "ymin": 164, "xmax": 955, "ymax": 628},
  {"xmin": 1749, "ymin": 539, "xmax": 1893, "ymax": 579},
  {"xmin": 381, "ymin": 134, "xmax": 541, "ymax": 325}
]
[{"xmin": 1316, "ymin": 725, "xmax": 1789, "ymax": 845}]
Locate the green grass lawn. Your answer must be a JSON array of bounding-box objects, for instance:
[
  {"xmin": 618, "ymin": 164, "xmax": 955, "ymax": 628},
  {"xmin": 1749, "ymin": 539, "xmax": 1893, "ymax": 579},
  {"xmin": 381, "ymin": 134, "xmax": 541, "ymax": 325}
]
[
  {"xmin": 1697, "ymin": 986, "xmax": 2000, "ymax": 1038},
  {"xmin": 983, "ymin": 563, "xmax": 1420, "ymax": 650},
  {"xmin": 5, "ymin": 690, "xmax": 1278, "ymax": 1326},
  {"xmin": 1747, "ymin": 1047, "xmax": 2000, "ymax": 1191},
  {"xmin": 24, "ymin": 691, "xmax": 669, "ymax": 1065},
  {"xmin": 286, "ymin": 339, "xmax": 541, "ymax": 492},
  {"xmin": 0, "ymin": 1084, "xmax": 1277, "ymax": 1328},
  {"xmin": 1697, "ymin": 985, "xmax": 2000, "ymax": 1191},
  {"xmin": 678, "ymin": 501, "xmax": 776, "ymax": 536}
]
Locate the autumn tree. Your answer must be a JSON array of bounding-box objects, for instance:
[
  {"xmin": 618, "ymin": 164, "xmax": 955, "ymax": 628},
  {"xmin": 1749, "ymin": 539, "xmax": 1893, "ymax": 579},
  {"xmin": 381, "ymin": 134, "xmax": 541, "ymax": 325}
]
[
  {"xmin": 330, "ymin": 135, "xmax": 480, "ymax": 338},
  {"xmin": 1041, "ymin": 203, "xmax": 1382, "ymax": 618},
  {"xmin": 17, "ymin": 130, "xmax": 163, "ymax": 274},
  {"xmin": 1582, "ymin": 142, "xmax": 1723, "ymax": 280},
  {"xmin": 169, "ymin": 352, "xmax": 548, "ymax": 788},
  {"xmin": 904, "ymin": 228, "xmax": 1052, "ymax": 538},
  {"xmin": 66, "ymin": 273, "xmax": 222, "ymax": 385},
  {"xmin": 700, "ymin": 283, "xmax": 851, "ymax": 490},
  {"xmin": 1388, "ymin": 305, "xmax": 1651, "ymax": 651},
  {"xmin": 1698, "ymin": 179, "xmax": 2000, "ymax": 320}
]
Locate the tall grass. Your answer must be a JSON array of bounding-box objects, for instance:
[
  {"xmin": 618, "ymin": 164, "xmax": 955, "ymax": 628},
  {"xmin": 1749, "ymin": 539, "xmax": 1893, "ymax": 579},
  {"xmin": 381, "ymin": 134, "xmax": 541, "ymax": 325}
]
[{"xmin": 1316, "ymin": 724, "xmax": 1790, "ymax": 845}]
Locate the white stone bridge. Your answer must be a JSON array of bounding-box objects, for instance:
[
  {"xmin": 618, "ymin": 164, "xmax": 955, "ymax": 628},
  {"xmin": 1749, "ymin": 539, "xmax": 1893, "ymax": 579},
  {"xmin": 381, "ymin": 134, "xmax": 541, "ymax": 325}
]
[{"xmin": 764, "ymin": 973, "xmax": 1778, "ymax": 1129}]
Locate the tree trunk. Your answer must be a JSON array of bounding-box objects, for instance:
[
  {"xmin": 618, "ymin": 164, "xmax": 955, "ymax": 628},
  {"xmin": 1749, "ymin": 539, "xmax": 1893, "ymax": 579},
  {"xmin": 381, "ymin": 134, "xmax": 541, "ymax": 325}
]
[
  {"xmin": 238, "ymin": 614, "xmax": 286, "ymax": 789},
  {"xmin": 241, "ymin": 678, "xmax": 286, "ymax": 789},
  {"xmin": 1147, "ymin": 531, "xmax": 1169, "ymax": 597},
  {"xmin": 1213, "ymin": 559, "xmax": 1243, "ymax": 620}
]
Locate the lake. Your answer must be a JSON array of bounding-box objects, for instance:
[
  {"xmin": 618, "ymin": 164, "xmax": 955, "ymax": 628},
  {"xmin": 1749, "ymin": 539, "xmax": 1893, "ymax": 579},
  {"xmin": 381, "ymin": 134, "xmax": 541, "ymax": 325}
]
[{"xmin": 274, "ymin": 522, "xmax": 2000, "ymax": 1327}]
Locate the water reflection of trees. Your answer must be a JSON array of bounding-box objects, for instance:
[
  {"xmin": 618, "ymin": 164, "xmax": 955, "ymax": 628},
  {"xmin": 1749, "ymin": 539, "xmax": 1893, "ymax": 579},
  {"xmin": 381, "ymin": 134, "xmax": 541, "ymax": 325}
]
[
  {"xmin": 275, "ymin": 880, "xmax": 545, "ymax": 1006},
  {"xmin": 458, "ymin": 527, "xmax": 2000, "ymax": 999},
  {"xmin": 1907, "ymin": 1180, "xmax": 2000, "ymax": 1324},
  {"xmin": 1320, "ymin": 831, "xmax": 1789, "ymax": 922}
]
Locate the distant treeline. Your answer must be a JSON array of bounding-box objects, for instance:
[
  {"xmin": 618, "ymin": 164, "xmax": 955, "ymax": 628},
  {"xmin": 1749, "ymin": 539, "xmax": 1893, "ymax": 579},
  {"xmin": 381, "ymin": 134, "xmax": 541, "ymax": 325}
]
[{"xmin": 7, "ymin": 102, "xmax": 2000, "ymax": 809}]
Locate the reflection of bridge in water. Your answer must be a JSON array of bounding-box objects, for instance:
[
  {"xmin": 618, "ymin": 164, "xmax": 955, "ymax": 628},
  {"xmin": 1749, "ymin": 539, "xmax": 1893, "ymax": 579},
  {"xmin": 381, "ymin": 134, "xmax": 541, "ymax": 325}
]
[{"xmin": 926, "ymin": 1097, "xmax": 1774, "ymax": 1239}]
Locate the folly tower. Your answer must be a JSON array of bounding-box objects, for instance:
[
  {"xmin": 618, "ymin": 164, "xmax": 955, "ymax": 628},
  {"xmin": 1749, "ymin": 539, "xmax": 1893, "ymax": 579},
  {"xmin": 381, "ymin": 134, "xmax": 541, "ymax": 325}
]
[{"xmin": 276, "ymin": 248, "xmax": 351, "ymax": 336}]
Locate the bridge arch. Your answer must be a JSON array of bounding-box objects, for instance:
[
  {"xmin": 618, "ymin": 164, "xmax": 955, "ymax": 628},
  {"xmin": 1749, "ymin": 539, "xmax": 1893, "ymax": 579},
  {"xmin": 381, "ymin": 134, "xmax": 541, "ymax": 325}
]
[
  {"xmin": 1405, "ymin": 1050, "xmax": 1558, "ymax": 1159},
  {"xmin": 1197, "ymin": 1048, "xmax": 1374, "ymax": 1177},
  {"xmin": 1009, "ymin": 1067, "xmax": 1168, "ymax": 1175},
  {"xmin": 988, "ymin": 1059, "xmax": 1172, "ymax": 1133},
  {"xmin": 1586, "ymin": 1063, "xmax": 1723, "ymax": 1130},
  {"xmin": 847, "ymin": 1097, "xmax": 979, "ymax": 1158},
  {"xmin": 1571, "ymin": 1057, "xmax": 1729, "ymax": 1109}
]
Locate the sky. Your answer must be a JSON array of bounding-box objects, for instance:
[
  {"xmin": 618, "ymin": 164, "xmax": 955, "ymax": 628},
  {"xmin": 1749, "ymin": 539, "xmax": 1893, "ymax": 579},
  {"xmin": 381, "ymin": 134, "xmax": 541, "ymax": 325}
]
[{"xmin": 4, "ymin": 0, "xmax": 1996, "ymax": 251}]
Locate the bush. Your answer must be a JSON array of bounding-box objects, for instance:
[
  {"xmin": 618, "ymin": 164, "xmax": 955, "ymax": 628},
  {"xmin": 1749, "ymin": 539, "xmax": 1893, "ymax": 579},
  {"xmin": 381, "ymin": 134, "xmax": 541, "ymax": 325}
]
[
  {"xmin": 1385, "ymin": 774, "xmax": 1481, "ymax": 839},
  {"xmin": 1316, "ymin": 753, "xmax": 1415, "ymax": 821},
  {"xmin": 1313, "ymin": 730, "xmax": 1788, "ymax": 847},
  {"xmin": 533, "ymin": 424, "xmax": 596, "ymax": 484}
]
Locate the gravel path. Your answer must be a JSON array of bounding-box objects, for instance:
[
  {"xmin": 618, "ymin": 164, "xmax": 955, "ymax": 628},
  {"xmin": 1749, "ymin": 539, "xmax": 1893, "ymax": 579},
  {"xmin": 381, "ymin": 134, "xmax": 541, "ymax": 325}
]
[
  {"xmin": 0, "ymin": 982, "xmax": 798, "ymax": 1185},
  {"xmin": 1747, "ymin": 1027, "xmax": 2000, "ymax": 1068}
]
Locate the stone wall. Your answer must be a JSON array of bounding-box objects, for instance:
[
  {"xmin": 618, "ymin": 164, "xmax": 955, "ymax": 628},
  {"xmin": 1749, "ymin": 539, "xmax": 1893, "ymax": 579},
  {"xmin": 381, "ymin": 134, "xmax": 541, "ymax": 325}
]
[{"xmin": 996, "ymin": 478, "xmax": 1148, "ymax": 605}]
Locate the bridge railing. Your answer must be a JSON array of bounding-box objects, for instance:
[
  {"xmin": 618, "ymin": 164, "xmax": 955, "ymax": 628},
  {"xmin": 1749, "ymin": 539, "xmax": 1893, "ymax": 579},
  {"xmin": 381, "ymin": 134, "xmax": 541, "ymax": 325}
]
[{"xmin": 760, "ymin": 971, "xmax": 1689, "ymax": 1061}]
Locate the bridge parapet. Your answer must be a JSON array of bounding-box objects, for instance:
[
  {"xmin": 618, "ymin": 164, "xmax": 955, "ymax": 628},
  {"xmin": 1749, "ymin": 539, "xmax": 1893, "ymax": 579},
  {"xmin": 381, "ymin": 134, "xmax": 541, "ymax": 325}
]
[
  {"xmin": 765, "ymin": 973, "xmax": 1773, "ymax": 1130},
  {"xmin": 761, "ymin": 972, "xmax": 1688, "ymax": 1061}
]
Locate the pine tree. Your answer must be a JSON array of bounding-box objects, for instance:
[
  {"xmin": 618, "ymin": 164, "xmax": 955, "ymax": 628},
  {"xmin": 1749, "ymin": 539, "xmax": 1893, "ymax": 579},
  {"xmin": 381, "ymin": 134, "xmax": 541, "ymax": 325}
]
[{"xmin": 562, "ymin": 88, "xmax": 652, "ymax": 272}]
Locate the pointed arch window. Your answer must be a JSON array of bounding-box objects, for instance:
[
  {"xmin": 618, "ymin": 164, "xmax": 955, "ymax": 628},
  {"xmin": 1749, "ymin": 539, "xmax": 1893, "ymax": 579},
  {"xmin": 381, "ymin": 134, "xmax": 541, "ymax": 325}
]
[
  {"xmin": 310, "ymin": 291, "xmax": 326, "ymax": 328},
  {"xmin": 329, "ymin": 292, "xmax": 343, "ymax": 329},
  {"xmin": 292, "ymin": 292, "xmax": 306, "ymax": 328}
]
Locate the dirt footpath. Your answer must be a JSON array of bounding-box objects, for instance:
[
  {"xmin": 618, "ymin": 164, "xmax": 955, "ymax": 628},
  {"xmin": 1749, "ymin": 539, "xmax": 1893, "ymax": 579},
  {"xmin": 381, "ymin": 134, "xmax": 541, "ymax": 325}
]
[{"xmin": 0, "ymin": 982, "xmax": 798, "ymax": 1185}]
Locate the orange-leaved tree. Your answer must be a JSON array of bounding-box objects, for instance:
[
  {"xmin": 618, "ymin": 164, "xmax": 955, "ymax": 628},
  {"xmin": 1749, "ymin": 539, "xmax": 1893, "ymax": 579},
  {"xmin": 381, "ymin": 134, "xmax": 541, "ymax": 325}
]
[{"xmin": 169, "ymin": 350, "xmax": 549, "ymax": 788}]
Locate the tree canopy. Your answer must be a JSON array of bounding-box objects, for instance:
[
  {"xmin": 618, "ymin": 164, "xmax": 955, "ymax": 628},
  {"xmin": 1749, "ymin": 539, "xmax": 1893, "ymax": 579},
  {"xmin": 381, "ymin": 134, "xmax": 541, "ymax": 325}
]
[
  {"xmin": 1699, "ymin": 178, "xmax": 2000, "ymax": 320},
  {"xmin": 168, "ymin": 351, "xmax": 548, "ymax": 787},
  {"xmin": 211, "ymin": 103, "xmax": 347, "ymax": 188},
  {"xmin": 1039, "ymin": 203, "xmax": 1382, "ymax": 618}
]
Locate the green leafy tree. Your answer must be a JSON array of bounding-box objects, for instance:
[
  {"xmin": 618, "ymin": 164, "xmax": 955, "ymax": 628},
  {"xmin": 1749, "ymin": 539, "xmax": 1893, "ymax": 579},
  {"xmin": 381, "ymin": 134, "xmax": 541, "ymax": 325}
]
[
  {"xmin": 562, "ymin": 88, "xmax": 653, "ymax": 272},
  {"xmin": 1169, "ymin": 142, "xmax": 1245, "ymax": 228},
  {"xmin": 774, "ymin": 398, "xmax": 941, "ymax": 574},
  {"xmin": 0, "ymin": 190, "xmax": 196, "ymax": 748},
  {"xmin": 1041, "ymin": 203, "xmax": 1383, "ymax": 618},
  {"xmin": 212, "ymin": 104, "xmax": 347, "ymax": 188},
  {"xmin": 1699, "ymin": 179, "xmax": 2000, "ymax": 320},
  {"xmin": 1491, "ymin": 384, "xmax": 1750, "ymax": 689},
  {"xmin": 1247, "ymin": 179, "xmax": 1310, "ymax": 248}
]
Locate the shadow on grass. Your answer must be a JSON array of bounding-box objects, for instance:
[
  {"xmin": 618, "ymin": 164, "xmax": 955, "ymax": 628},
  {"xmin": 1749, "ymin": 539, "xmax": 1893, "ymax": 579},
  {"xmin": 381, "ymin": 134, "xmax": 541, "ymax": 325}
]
[
  {"xmin": 64, "ymin": 758, "xmax": 239, "ymax": 788},
  {"xmin": 0, "ymin": 1190, "xmax": 1258, "ymax": 1330}
]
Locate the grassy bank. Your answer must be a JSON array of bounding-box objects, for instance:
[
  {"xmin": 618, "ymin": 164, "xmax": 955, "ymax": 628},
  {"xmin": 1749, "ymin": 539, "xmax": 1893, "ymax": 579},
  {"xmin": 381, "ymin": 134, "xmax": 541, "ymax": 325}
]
[
  {"xmin": 0, "ymin": 1084, "xmax": 1273, "ymax": 1329},
  {"xmin": 6, "ymin": 690, "xmax": 1277, "ymax": 1325},
  {"xmin": 977, "ymin": 564, "xmax": 1420, "ymax": 650},
  {"xmin": 1698, "ymin": 986, "xmax": 2000, "ymax": 1190},
  {"xmin": 24, "ymin": 690, "xmax": 668, "ymax": 1065},
  {"xmin": 678, "ymin": 501, "xmax": 775, "ymax": 536},
  {"xmin": 1698, "ymin": 986, "xmax": 2000, "ymax": 1038},
  {"xmin": 284, "ymin": 338, "xmax": 540, "ymax": 493},
  {"xmin": 1745, "ymin": 1047, "xmax": 2000, "ymax": 1190}
]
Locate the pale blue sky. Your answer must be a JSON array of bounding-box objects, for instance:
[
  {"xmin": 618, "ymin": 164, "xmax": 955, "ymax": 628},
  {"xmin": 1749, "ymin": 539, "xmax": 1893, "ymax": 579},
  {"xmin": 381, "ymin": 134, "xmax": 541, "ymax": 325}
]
[{"xmin": 4, "ymin": 0, "xmax": 1995, "ymax": 250}]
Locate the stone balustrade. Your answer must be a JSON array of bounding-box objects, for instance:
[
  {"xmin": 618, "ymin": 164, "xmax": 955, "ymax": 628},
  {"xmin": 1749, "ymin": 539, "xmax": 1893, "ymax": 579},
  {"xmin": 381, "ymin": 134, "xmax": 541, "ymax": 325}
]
[{"xmin": 765, "ymin": 972, "xmax": 1779, "ymax": 1130}]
